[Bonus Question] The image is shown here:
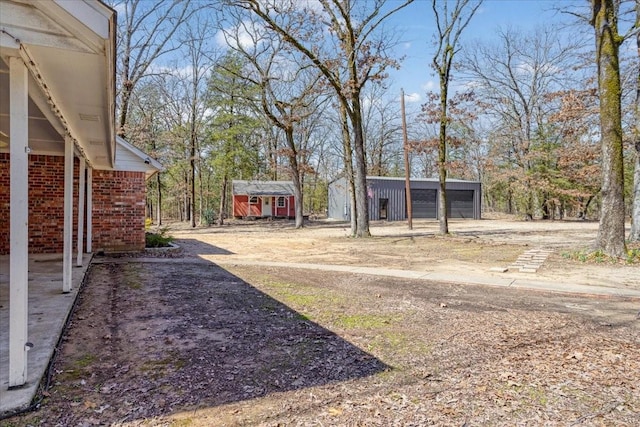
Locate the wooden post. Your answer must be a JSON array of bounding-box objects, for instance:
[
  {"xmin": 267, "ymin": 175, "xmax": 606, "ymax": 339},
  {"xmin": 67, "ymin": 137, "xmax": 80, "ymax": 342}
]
[
  {"xmin": 401, "ymin": 89, "xmax": 413, "ymax": 230},
  {"xmin": 76, "ymin": 157, "xmax": 86, "ymax": 266},
  {"xmin": 9, "ymin": 56, "xmax": 30, "ymax": 388},
  {"xmin": 86, "ymin": 167, "xmax": 92, "ymax": 253},
  {"xmin": 63, "ymin": 135, "xmax": 74, "ymax": 293}
]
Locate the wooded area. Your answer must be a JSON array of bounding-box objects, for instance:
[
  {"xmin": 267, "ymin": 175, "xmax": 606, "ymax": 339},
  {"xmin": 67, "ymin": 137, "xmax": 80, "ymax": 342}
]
[{"xmin": 108, "ymin": 0, "xmax": 640, "ymax": 256}]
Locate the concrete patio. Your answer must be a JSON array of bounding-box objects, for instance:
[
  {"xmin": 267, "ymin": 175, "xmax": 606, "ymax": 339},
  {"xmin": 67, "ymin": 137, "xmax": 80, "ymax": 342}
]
[{"xmin": 0, "ymin": 253, "xmax": 92, "ymax": 416}]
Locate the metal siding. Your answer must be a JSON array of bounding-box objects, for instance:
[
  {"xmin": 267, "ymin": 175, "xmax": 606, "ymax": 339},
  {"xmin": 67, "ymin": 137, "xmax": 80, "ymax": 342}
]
[
  {"xmin": 447, "ymin": 190, "xmax": 475, "ymax": 218},
  {"xmin": 367, "ymin": 178, "xmax": 407, "ymax": 221},
  {"xmin": 328, "ymin": 177, "xmax": 350, "ymax": 220},
  {"xmin": 328, "ymin": 176, "xmax": 481, "ymax": 221},
  {"xmin": 411, "ymin": 189, "xmax": 437, "ymax": 218}
]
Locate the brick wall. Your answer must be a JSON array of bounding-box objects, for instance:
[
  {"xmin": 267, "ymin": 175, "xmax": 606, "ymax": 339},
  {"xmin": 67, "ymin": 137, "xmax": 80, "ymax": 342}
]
[
  {"xmin": 0, "ymin": 153, "xmax": 78, "ymax": 254},
  {"xmin": 92, "ymin": 169, "xmax": 146, "ymax": 252},
  {"xmin": 0, "ymin": 153, "xmax": 146, "ymax": 254}
]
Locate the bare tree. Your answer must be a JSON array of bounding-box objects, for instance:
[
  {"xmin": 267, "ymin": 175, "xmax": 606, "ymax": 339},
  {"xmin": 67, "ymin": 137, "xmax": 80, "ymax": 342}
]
[
  {"xmin": 630, "ymin": 0, "xmax": 640, "ymax": 242},
  {"xmin": 591, "ymin": 0, "xmax": 628, "ymax": 257},
  {"xmin": 462, "ymin": 27, "xmax": 582, "ymax": 218},
  {"xmin": 431, "ymin": 0, "xmax": 482, "ymax": 235},
  {"xmin": 179, "ymin": 17, "xmax": 218, "ymax": 227},
  {"xmin": 219, "ymin": 14, "xmax": 327, "ymax": 228},
  {"xmin": 231, "ymin": 0, "xmax": 414, "ymax": 237},
  {"xmin": 361, "ymin": 84, "xmax": 403, "ymax": 176},
  {"xmin": 109, "ymin": 0, "xmax": 197, "ymax": 139}
]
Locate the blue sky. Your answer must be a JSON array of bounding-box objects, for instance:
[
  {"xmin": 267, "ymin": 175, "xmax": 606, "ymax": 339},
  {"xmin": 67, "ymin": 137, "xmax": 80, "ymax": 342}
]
[{"xmin": 386, "ymin": 0, "xmax": 566, "ymax": 106}]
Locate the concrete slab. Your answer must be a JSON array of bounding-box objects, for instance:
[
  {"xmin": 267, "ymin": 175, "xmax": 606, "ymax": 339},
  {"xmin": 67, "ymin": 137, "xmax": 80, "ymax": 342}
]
[{"xmin": 0, "ymin": 253, "xmax": 92, "ymax": 417}]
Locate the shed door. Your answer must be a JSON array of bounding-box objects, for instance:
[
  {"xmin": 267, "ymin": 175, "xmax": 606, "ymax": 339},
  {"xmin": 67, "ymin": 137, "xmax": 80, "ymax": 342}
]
[
  {"xmin": 447, "ymin": 190, "xmax": 474, "ymax": 218},
  {"xmin": 262, "ymin": 197, "xmax": 272, "ymax": 216},
  {"xmin": 410, "ymin": 189, "xmax": 437, "ymax": 218}
]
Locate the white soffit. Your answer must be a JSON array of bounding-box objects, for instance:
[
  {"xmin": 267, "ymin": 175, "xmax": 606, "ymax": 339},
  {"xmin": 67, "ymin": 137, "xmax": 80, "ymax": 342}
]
[{"xmin": 0, "ymin": 0, "xmax": 115, "ymax": 168}]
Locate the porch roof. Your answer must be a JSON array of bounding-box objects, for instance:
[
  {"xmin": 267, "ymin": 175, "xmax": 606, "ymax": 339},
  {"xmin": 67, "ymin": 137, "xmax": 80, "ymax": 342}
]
[
  {"xmin": 0, "ymin": 0, "xmax": 116, "ymax": 169},
  {"xmin": 232, "ymin": 180, "xmax": 296, "ymax": 197}
]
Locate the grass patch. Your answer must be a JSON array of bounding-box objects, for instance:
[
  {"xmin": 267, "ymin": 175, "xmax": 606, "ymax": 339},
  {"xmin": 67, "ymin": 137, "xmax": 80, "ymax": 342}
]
[
  {"xmin": 335, "ymin": 313, "xmax": 396, "ymax": 329},
  {"xmin": 122, "ymin": 264, "xmax": 143, "ymax": 289},
  {"xmin": 56, "ymin": 353, "xmax": 96, "ymax": 381},
  {"xmin": 141, "ymin": 352, "xmax": 186, "ymax": 379},
  {"xmin": 279, "ymin": 293, "xmax": 321, "ymax": 307},
  {"xmin": 75, "ymin": 353, "xmax": 96, "ymax": 368},
  {"xmin": 561, "ymin": 243, "xmax": 640, "ymax": 265}
]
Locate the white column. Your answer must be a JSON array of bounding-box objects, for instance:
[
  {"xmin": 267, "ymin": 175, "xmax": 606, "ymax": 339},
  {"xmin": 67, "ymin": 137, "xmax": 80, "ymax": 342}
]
[
  {"xmin": 63, "ymin": 136, "xmax": 74, "ymax": 293},
  {"xmin": 86, "ymin": 167, "xmax": 92, "ymax": 253},
  {"xmin": 9, "ymin": 56, "xmax": 30, "ymax": 388},
  {"xmin": 76, "ymin": 157, "xmax": 85, "ymax": 266}
]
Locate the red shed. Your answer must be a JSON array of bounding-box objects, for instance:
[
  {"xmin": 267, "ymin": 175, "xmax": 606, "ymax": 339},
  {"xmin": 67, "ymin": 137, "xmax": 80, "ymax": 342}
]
[{"xmin": 232, "ymin": 180, "xmax": 296, "ymax": 219}]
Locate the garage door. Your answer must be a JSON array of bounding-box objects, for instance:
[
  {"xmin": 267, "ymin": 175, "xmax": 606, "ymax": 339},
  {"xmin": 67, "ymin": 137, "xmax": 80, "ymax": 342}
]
[
  {"xmin": 410, "ymin": 189, "xmax": 437, "ymax": 218},
  {"xmin": 447, "ymin": 190, "xmax": 474, "ymax": 218}
]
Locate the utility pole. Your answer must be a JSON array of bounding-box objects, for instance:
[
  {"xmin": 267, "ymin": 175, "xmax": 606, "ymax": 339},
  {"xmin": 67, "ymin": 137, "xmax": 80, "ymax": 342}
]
[{"xmin": 401, "ymin": 89, "xmax": 413, "ymax": 230}]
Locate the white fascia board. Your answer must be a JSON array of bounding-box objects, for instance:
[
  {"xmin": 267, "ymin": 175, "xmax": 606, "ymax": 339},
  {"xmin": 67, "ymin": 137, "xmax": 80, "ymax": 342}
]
[
  {"xmin": 116, "ymin": 136, "xmax": 164, "ymax": 173},
  {"xmin": 53, "ymin": 0, "xmax": 111, "ymax": 40},
  {"xmin": 0, "ymin": 32, "xmax": 21, "ymax": 50}
]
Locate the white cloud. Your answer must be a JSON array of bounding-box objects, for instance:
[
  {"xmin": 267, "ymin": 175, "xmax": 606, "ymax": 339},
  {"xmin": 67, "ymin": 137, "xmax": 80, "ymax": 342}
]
[
  {"xmin": 215, "ymin": 21, "xmax": 264, "ymax": 50},
  {"xmin": 404, "ymin": 92, "xmax": 421, "ymax": 103},
  {"xmin": 421, "ymin": 81, "xmax": 436, "ymax": 92}
]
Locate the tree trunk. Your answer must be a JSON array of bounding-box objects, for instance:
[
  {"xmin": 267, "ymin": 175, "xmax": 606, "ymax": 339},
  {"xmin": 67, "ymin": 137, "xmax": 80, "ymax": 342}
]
[
  {"xmin": 631, "ymin": 145, "xmax": 640, "ymax": 241},
  {"xmin": 339, "ymin": 103, "xmax": 358, "ymax": 234},
  {"xmin": 190, "ymin": 132, "xmax": 197, "ymax": 228},
  {"xmin": 593, "ymin": 0, "xmax": 627, "ymax": 257},
  {"xmin": 437, "ymin": 75, "xmax": 449, "ymax": 235},
  {"xmin": 630, "ymin": 3, "xmax": 640, "ymax": 242},
  {"xmin": 198, "ymin": 164, "xmax": 203, "ymax": 226},
  {"xmin": 285, "ymin": 129, "xmax": 304, "ymax": 228},
  {"xmin": 218, "ymin": 174, "xmax": 228, "ymax": 226},
  {"xmin": 156, "ymin": 172, "xmax": 162, "ymax": 226},
  {"xmin": 350, "ymin": 95, "xmax": 371, "ymax": 238}
]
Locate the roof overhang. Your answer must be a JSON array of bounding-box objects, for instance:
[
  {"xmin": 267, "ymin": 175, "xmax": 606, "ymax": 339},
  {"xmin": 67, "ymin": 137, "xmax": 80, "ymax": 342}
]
[
  {"xmin": 232, "ymin": 180, "xmax": 296, "ymax": 196},
  {"xmin": 114, "ymin": 136, "xmax": 163, "ymax": 180},
  {"xmin": 0, "ymin": 0, "xmax": 116, "ymax": 169}
]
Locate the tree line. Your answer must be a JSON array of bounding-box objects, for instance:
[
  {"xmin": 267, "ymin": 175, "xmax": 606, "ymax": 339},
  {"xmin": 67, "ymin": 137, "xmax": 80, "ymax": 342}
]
[{"xmin": 109, "ymin": 0, "xmax": 639, "ymax": 258}]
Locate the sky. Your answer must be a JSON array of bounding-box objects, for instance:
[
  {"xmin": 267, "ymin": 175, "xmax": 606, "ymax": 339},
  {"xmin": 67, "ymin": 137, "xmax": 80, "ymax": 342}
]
[{"xmin": 385, "ymin": 0, "xmax": 568, "ymax": 107}]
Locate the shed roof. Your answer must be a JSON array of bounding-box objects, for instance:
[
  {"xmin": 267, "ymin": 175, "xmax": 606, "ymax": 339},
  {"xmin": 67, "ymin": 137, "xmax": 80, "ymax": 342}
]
[
  {"xmin": 366, "ymin": 176, "xmax": 481, "ymax": 184},
  {"xmin": 232, "ymin": 180, "xmax": 295, "ymax": 196}
]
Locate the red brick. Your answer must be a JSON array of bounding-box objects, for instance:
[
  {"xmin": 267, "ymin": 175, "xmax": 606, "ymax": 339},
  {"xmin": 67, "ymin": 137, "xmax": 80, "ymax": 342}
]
[{"xmin": 0, "ymin": 153, "xmax": 147, "ymax": 254}]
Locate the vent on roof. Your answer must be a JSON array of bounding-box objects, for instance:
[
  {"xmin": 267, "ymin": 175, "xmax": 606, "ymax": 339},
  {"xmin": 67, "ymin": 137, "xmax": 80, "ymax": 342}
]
[
  {"xmin": 79, "ymin": 113, "xmax": 100, "ymax": 122},
  {"xmin": 89, "ymin": 139, "xmax": 103, "ymax": 146}
]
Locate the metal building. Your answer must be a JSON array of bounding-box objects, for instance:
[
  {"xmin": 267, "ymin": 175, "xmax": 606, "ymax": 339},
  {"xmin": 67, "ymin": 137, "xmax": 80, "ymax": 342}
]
[{"xmin": 328, "ymin": 176, "xmax": 481, "ymax": 221}]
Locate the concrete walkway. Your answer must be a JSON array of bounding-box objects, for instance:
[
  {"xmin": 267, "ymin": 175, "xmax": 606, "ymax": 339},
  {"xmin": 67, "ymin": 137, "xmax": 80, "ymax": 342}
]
[
  {"xmin": 2, "ymin": 252, "xmax": 638, "ymax": 417},
  {"xmin": 0, "ymin": 254, "xmax": 92, "ymax": 417}
]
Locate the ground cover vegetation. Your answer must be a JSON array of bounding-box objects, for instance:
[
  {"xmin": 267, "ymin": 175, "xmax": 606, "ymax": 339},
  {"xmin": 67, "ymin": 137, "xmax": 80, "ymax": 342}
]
[
  {"xmin": 112, "ymin": 0, "xmax": 639, "ymax": 251},
  {"xmin": 4, "ymin": 221, "xmax": 640, "ymax": 425}
]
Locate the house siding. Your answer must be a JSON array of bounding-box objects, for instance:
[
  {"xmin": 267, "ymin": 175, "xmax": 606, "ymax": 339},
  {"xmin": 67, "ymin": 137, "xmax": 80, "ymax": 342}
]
[
  {"xmin": 0, "ymin": 153, "xmax": 146, "ymax": 254},
  {"xmin": 233, "ymin": 195, "xmax": 263, "ymax": 218}
]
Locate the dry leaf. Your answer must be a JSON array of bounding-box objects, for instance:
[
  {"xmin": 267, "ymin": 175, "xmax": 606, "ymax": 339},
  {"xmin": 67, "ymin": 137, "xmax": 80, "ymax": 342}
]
[{"xmin": 328, "ymin": 407, "xmax": 343, "ymax": 416}]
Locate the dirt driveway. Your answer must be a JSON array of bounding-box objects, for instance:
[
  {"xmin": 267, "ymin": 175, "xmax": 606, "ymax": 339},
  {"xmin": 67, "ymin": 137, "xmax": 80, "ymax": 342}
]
[
  {"xmin": 5, "ymin": 218, "xmax": 640, "ymax": 426},
  {"xmin": 173, "ymin": 217, "xmax": 639, "ymax": 289}
]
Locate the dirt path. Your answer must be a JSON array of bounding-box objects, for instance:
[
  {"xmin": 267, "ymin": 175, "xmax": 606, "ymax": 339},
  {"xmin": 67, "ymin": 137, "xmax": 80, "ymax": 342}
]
[
  {"xmin": 171, "ymin": 218, "xmax": 639, "ymax": 290},
  {"xmin": 5, "ymin": 218, "xmax": 640, "ymax": 426}
]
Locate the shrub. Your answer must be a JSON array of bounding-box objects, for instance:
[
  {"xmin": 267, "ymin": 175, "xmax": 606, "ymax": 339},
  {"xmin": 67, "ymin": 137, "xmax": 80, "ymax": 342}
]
[{"xmin": 145, "ymin": 227, "xmax": 173, "ymax": 248}]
